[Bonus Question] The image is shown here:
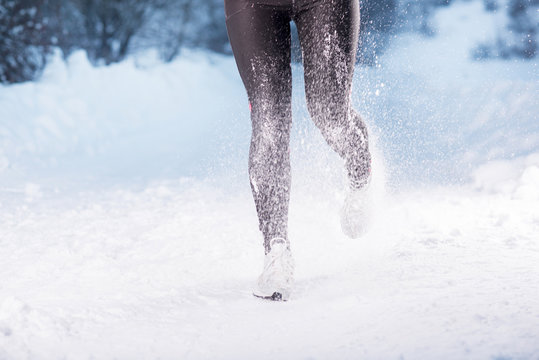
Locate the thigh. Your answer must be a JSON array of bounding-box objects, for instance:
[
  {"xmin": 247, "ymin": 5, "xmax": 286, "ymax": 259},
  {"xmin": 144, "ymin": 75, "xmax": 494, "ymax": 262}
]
[
  {"xmin": 295, "ymin": 0, "xmax": 359, "ymax": 109},
  {"xmin": 225, "ymin": 1, "xmax": 292, "ymax": 103}
]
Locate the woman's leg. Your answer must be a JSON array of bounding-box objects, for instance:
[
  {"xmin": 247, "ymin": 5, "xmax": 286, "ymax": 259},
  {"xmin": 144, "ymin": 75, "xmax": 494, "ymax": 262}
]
[
  {"xmin": 225, "ymin": 1, "xmax": 293, "ymax": 253},
  {"xmin": 295, "ymin": 0, "xmax": 371, "ymax": 189}
]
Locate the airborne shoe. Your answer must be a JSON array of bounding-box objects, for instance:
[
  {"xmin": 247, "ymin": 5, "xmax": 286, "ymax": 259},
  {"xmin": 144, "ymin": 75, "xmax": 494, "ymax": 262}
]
[
  {"xmin": 253, "ymin": 238, "xmax": 294, "ymax": 301},
  {"xmin": 340, "ymin": 178, "xmax": 373, "ymax": 239}
]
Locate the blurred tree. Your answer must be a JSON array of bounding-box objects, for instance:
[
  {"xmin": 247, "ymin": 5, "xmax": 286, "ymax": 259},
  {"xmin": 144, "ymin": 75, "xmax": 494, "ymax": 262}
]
[
  {"xmin": 152, "ymin": 0, "xmax": 194, "ymax": 62},
  {"xmin": 507, "ymin": 0, "xmax": 536, "ymax": 58},
  {"xmin": 42, "ymin": 0, "xmax": 85, "ymax": 58},
  {"xmin": 473, "ymin": 0, "xmax": 537, "ymax": 60},
  {"xmin": 5, "ymin": 0, "xmax": 533, "ymax": 84},
  {"xmin": 196, "ymin": 0, "xmax": 229, "ymax": 54},
  {"xmin": 358, "ymin": 0, "xmax": 397, "ymax": 65},
  {"xmin": 0, "ymin": 0, "xmax": 49, "ymax": 83},
  {"xmin": 134, "ymin": 0, "xmax": 229, "ymax": 62},
  {"xmin": 396, "ymin": 0, "xmax": 453, "ymax": 36},
  {"xmin": 77, "ymin": 0, "xmax": 153, "ymax": 65}
]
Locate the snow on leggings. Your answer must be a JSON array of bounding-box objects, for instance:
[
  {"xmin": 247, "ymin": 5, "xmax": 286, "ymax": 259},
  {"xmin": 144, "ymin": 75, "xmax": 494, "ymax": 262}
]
[{"xmin": 225, "ymin": 0, "xmax": 371, "ymax": 253}]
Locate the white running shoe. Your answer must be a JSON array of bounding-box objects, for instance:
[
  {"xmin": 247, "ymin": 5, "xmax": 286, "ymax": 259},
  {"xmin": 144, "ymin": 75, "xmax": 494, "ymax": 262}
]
[
  {"xmin": 340, "ymin": 180, "xmax": 373, "ymax": 239},
  {"xmin": 253, "ymin": 238, "xmax": 294, "ymax": 301}
]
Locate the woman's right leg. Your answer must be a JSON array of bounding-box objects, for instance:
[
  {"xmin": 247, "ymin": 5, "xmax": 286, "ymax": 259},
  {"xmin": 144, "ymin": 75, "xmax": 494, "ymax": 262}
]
[{"xmin": 225, "ymin": 1, "xmax": 293, "ymax": 254}]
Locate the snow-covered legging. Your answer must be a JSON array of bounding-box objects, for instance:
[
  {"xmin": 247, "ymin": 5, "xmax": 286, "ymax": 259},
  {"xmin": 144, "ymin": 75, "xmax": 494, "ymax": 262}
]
[{"xmin": 225, "ymin": 0, "xmax": 371, "ymax": 253}]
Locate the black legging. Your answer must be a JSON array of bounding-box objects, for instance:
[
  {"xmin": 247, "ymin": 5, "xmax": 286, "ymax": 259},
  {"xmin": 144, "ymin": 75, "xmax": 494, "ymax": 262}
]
[{"xmin": 225, "ymin": 0, "xmax": 371, "ymax": 253}]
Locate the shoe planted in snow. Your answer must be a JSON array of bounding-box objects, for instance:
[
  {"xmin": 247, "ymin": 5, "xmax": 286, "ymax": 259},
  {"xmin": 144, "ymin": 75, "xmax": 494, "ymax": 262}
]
[{"xmin": 253, "ymin": 238, "xmax": 294, "ymax": 301}]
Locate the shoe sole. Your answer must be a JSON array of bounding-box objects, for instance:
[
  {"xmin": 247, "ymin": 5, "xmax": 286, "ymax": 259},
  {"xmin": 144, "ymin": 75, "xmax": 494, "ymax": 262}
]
[{"xmin": 253, "ymin": 291, "xmax": 287, "ymax": 301}]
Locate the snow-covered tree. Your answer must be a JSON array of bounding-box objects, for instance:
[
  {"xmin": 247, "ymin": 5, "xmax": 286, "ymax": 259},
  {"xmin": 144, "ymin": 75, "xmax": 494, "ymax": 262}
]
[
  {"xmin": 133, "ymin": 0, "xmax": 229, "ymax": 62},
  {"xmin": 506, "ymin": 0, "xmax": 536, "ymax": 58},
  {"xmin": 42, "ymin": 0, "xmax": 86, "ymax": 59},
  {"xmin": 473, "ymin": 0, "xmax": 537, "ymax": 60},
  {"xmin": 0, "ymin": 0, "xmax": 49, "ymax": 83},
  {"xmin": 396, "ymin": 0, "xmax": 453, "ymax": 36},
  {"xmin": 77, "ymin": 0, "xmax": 154, "ymax": 65},
  {"xmin": 358, "ymin": 0, "xmax": 398, "ymax": 65}
]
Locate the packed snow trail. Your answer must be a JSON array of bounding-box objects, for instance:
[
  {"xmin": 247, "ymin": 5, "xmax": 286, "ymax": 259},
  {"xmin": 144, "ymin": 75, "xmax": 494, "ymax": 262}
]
[
  {"xmin": 1, "ymin": 1, "xmax": 539, "ymax": 358},
  {"xmin": 1, "ymin": 161, "xmax": 538, "ymax": 359}
]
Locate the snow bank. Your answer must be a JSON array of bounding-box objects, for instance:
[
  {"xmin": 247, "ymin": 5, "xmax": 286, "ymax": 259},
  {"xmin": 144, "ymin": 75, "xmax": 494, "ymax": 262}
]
[
  {"xmin": 472, "ymin": 152, "xmax": 539, "ymax": 198},
  {"xmin": 360, "ymin": 0, "xmax": 539, "ymax": 184},
  {"xmin": 0, "ymin": 49, "xmax": 249, "ymax": 188}
]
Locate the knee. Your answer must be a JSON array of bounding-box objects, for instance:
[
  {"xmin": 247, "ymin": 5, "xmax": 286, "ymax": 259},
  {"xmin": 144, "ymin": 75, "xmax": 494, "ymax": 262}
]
[
  {"xmin": 249, "ymin": 116, "xmax": 291, "ymax": 181},
  {"xmin": 305, "ymin": 91, "xmax": 348, "ymax": 128},
  {"xmin": 250, "ymin": 85, "xmax": 292, "ymax": 116},
  {"xmin": 305, "ymin": 96, "xmax": 349, "ymax": 146},
  {"xmin": 250, "ymin": 98, "xmax": 292, "ymax": 153},
  {"xmin": 251, "ymin": 121, "xmax": 291, "ymax": 161}
]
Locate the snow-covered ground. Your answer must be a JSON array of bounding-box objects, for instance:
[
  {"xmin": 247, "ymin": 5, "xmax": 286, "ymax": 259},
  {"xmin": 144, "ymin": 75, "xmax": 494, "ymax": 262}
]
[{"xmin": 1, "ymin": 1, "xmax": 538, "ymax": 359}]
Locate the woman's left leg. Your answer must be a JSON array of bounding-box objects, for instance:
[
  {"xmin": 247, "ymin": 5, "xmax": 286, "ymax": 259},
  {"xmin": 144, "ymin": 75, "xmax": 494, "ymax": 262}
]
[{"xmin": 295, "ymin": 0, "xmax": 371, "ymax": 189}]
